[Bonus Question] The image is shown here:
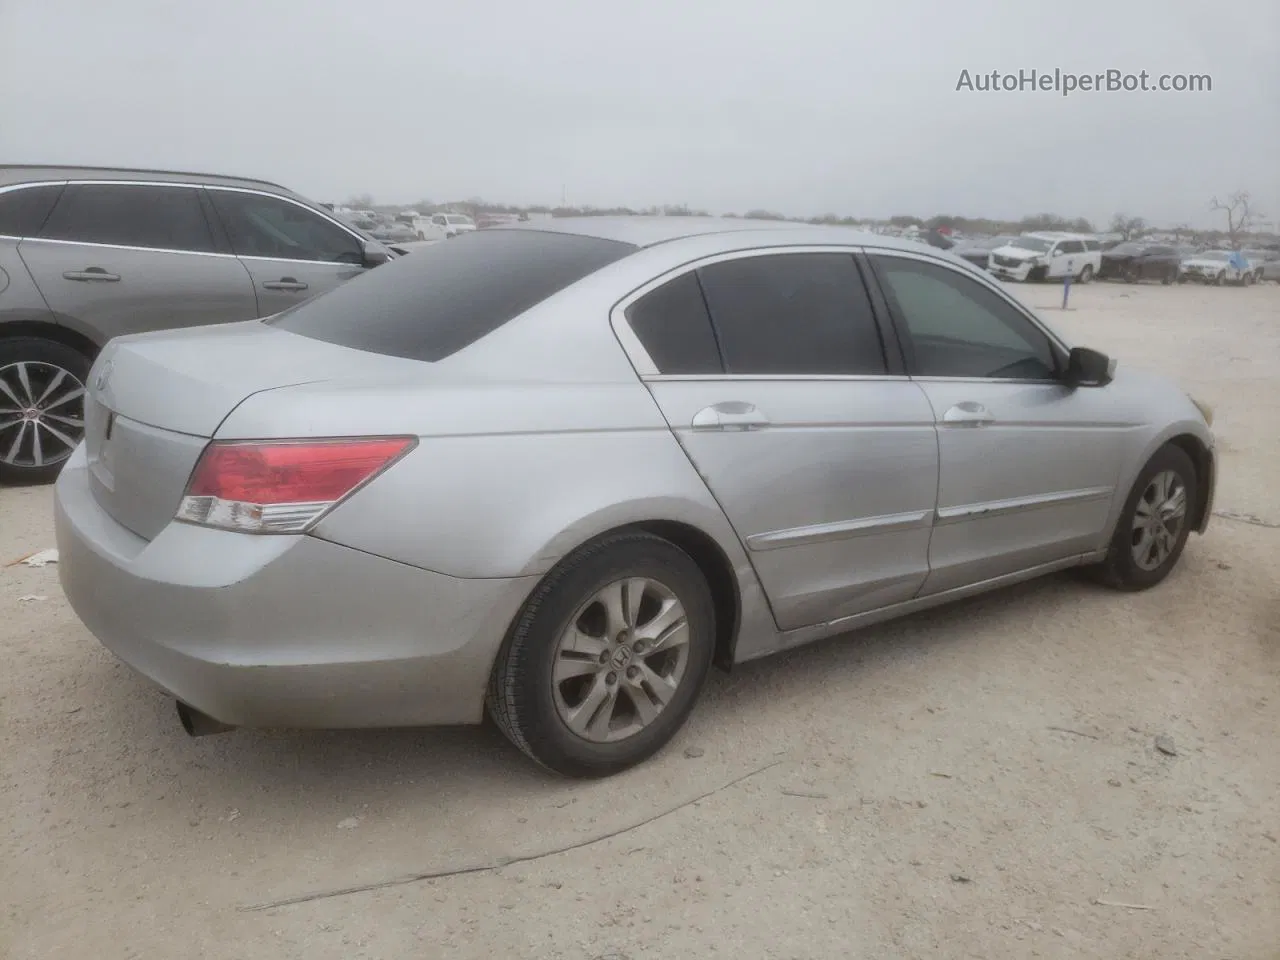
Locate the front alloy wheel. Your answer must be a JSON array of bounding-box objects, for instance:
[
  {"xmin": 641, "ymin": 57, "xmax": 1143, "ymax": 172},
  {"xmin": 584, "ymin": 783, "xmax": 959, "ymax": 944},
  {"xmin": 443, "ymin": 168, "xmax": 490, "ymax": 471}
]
[{"xmin": 1088, "ymin": 443, "xmax": 1198, "ymax": 591}]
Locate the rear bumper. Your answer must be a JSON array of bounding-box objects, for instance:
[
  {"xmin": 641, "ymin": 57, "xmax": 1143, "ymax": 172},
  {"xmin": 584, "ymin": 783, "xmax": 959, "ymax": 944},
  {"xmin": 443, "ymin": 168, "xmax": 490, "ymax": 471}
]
[{"xmin": 54, "ymin": 447, "xmax": 535, "ymax": 729}]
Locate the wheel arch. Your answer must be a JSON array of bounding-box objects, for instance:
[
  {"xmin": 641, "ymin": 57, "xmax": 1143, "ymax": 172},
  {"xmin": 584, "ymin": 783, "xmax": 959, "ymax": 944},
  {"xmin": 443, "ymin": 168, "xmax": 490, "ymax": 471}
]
[
  {"xmin": 0, "ymin": 319, "xmax": 101, "ymax": 362},
  {"xmin": 1166, "ymin": 432, "xmax": 1214, "ymax": 533},
  {"xmin": 513, "ymin": 515, "xmax": 747, "ymax": 675}
]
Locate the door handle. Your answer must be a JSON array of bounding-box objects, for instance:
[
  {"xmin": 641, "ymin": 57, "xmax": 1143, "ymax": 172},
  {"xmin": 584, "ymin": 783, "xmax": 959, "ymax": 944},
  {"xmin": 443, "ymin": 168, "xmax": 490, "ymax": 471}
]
[
  {"xmin": 62, "ymin": 268, "xmax": 120, "ymax": 282},
  {"xmin": 691, "ymin": 402, "xmax": 770, "ymax": 432},
  {"xmin": 262, "ymin": 277, "xmax": 309, "ymax": 292},
  {"xmin": 942, "ymin": 402, "xmax": 995, "ymax": 427}
]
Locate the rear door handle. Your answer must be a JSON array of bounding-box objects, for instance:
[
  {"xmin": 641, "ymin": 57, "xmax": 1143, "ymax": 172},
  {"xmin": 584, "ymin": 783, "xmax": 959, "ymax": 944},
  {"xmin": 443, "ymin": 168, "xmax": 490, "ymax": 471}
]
[
  {"xmin": 691, "ymin": 402, "xmax": 770, "ymax": 432},
  {"xmin": 262, "ymin": 277, "xmax": 308, "ymax": 292},
  {"xmin": 63, "ymin": 268, "xmax": 120, "ymax": 282},
  {"xmin": 942, "ymin": 401, "xmax": 995, "ymax": 427}
]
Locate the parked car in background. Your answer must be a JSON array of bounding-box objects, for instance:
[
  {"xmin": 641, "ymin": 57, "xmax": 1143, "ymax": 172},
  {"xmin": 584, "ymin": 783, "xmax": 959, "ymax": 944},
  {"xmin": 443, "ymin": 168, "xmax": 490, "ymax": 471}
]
[
  {"xmin": 367, "ymin": 220, "xmax": 418, "ymax": 243},
  {"xmin": 988, "ymin": 232, "xmax": 1102, "ymax": 283},
  {"xmin": 0, "ymin": 165, "xmax": 394, "ymax": 483},
  {"xmin": 950, "ymin": 234, "xmax": 1019, "ymax": 270},
  {"xmin": 54, "ymin": 217, "xmax": 1216, "ymax": 777},
  {"xmin": 1098, "ymin": 242, "xmax": 1190, "ymax": 284},
  {"xmin": 1255, "ymin": 257, "xmax": 1280, "ymax": 283},
  {"xmin": 413, "ymin": 212, "xmax": 478, "ymax": 240},
  {"xmin": 1239, "ymin": 249, "xmax": 1279, "ymax": 284},
  {"xmin": 1177, "ymin": 250, "xmax": 1253, "ymax": 286}
]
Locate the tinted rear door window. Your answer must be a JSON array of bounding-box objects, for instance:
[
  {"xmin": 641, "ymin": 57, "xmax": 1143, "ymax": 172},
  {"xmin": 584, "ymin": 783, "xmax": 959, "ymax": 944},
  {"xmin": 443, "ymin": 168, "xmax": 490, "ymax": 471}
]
[
  {"xmin": 695, "ymin": 253, "xmax": 886, "ymax": 375},
  {"xmin": 268, "ymin": 229, "xmax": 635, "ymax": 362},
  {"xmin": 40, "ymin": 184, "xmax": 215, "ymax": 252},
  {"xmin": 0, "ymin": 184, "xmax": 64, "ymax": 237},
  {"xmin": 624, "ymin": 272, "xmax": 723, "ymax": 375}
]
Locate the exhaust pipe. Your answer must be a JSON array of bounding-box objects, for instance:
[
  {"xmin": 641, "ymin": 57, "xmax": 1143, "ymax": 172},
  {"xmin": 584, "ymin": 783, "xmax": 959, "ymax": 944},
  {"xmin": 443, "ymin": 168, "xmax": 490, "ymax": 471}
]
[{"xmin": 176, "ymin": 701, "xmax": 236, "ymax": 737}]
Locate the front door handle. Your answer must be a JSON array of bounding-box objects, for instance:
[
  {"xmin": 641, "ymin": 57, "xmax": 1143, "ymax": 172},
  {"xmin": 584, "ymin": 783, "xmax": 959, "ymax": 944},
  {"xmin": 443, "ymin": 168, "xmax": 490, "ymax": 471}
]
[
  {"xmin": 691, "ymin": 402, "xmax": 770, "ymax": 432},
  {"xmin": 63, "ymin": 268, "xmax": 120, "ymax": 282},
  {"xmin": 942, "ymin": 401, "xmax": 995, "ymax": 427},
  {"xmin": 262, "ymin": 277, "xmax": 309, "ymax": 292}
]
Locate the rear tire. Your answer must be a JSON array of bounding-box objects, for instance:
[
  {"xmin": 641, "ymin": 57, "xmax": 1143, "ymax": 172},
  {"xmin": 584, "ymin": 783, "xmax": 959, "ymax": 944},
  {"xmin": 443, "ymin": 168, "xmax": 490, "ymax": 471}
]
[
  {"xmin": 487, "ymin": 531, "xmax": 716, "ymax": 778},
  {"xmin": 0, "ymin": 337, "xmax": 92, "ymax": 486},
  {"xmin": 1086, "ymin": 444, "xmax": 1198, "ymax": 592}
]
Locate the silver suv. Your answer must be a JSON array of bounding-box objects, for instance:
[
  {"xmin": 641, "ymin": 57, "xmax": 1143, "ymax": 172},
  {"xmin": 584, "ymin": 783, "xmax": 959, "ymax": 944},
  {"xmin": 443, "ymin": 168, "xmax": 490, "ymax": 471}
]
[{"xmin": 0, "ymin": 166, "xmax": 393, "ymax": 483}]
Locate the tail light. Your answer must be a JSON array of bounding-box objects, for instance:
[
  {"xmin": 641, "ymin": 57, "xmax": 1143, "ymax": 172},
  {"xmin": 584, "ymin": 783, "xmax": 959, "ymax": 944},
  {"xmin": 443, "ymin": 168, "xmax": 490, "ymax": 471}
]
[{"xmin": 176, "ymin": 437, "xmax": 415, "ymax": 534}]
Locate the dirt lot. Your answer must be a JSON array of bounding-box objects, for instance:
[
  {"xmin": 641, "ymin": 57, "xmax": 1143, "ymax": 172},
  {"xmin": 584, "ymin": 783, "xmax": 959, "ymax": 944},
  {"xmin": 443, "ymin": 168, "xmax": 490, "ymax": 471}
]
[{"xmin": 2, "ymin": 281, "xmax": 1277, "ymax": 960}]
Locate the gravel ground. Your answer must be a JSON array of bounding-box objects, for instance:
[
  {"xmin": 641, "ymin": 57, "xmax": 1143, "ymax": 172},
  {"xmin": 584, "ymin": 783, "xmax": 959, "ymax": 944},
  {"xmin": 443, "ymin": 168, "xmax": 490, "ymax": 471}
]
[{"xmin": 2, "ymin": 281, "xmax": 1277, "ymax": 960}]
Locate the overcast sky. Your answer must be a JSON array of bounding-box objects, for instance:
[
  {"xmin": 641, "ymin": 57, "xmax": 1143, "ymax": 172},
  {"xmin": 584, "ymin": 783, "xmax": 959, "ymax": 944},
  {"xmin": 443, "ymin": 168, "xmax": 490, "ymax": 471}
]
[{"xmin": 2, "ymin": 0, "xmax": 1276, "ymax": 228}]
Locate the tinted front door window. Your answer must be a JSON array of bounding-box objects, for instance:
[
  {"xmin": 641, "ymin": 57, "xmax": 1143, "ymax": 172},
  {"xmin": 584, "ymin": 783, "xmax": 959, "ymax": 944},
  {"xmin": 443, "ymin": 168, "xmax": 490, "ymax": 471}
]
[
  {"xmin": 696, "ymin": 253, "xmax": 886, "ymax": 375},
  {"xmin": 40, "ymin": 184, "xmax": 215, "ymax": 252},
  {"xmin": 872, "ymin": 255, "xmax": 1057, "ymax": 379},
  {"xmin": 208, "ymin": 191, "xmax": 362, "ymax": 264}
]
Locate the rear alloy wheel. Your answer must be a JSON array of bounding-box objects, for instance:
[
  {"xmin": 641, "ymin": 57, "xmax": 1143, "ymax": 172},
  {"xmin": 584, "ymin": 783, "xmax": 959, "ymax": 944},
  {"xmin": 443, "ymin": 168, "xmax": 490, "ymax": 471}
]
[
  {"xmin": 487, "ymin": 531, "xmax": 716, "ymax": 777},
  {"xmin": 1078, "ymin": 264, "xmax": 1094, "ymax": 283},
  {"xmin": 0, "ymin": 338, "xmax": 91, "ymax": 485},
  {"xmin": 1088, "ymin": 444, "xmax": 1197, "ymax": 591}
]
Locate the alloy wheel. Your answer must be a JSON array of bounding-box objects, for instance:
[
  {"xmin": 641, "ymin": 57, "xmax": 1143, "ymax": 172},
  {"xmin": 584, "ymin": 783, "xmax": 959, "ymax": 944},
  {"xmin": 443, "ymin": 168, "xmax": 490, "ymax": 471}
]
[
  {"xmin": 0, "ymin": 361, "xmax": 86, "ymax": 469},
  {"xmin": 552, "ymin": 577, "xmax": 690, "ymax": 743},
  {"xmin": 1131, "ymin": 470, "xmax": 1187, "ymax": 571}
]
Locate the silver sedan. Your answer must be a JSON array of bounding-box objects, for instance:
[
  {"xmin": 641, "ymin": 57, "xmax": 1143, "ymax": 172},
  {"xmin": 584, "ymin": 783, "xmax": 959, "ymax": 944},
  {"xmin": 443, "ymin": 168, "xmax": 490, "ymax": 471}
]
[{"xmin": 54, "ymin": 218, "xmax": 1217, "ymax": 777}]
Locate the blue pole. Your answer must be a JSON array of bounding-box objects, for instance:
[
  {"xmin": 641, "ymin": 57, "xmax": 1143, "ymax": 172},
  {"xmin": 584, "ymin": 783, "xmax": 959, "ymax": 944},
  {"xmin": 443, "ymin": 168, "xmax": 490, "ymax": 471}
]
[{"xmin": 1062, "ymin": 264, "xmax": 1071, "ymax": 308}]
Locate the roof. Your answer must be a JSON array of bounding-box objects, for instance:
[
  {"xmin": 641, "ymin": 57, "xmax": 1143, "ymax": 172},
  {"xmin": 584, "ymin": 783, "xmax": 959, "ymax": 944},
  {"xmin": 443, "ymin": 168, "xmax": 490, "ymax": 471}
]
[
  {"xmin": 0, "ymin": 164, "xmax": 292, "ymax": 193},
  {"xmin": 503, "ymin": 215, "xmax": 939, "ymax": 254}
]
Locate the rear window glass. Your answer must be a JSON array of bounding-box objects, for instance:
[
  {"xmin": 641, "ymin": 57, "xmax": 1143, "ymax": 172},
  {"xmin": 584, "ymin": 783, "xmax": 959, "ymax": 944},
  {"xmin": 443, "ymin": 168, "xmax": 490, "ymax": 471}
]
[
  {"xmin": 268, "ymin": 229, "xmax": 635, "ymax": 362},
  {"xmin": 0, "ymin": 184, "xmax": 65, "ymax": 237}
]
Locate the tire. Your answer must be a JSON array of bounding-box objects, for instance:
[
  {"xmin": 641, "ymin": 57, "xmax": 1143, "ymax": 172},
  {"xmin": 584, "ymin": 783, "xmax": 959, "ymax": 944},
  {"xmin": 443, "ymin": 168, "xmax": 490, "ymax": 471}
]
[
  {"xmin": 0, "ymin": 337, "xmax": 93, "ymax": 485},
  {"xmin": 1243, "ymin": 271, "xmax": 1255, "ymax": 287},
  {"xmin": 1028, "ymin": 265, "xmax": 1047, "ymax": 283},
  {"xmin": 487, "ymin": 531, "xmax": 717, "ymax": 778},
  {"xmin": 1161, "ymin": 269, "xmax": 1174, "ymax": 285},
  {"xmin": 1087, "ymin": 444, "xmax": 1198, "ymax": 592},
  {"xmin": 1123, "ymin": 265, "xmax": 1139, "ymax": 283},
  {"xmin": 1214, "ymin": 271, "xmax": 1226, "ymax": 286},
  {"xmin": 1176, "ymin": 275, "xmax": 1187, "ymax": 284},
  {"xmin": 1078, "ymin": 264, "xmax": 1094, "ymax": 283}
]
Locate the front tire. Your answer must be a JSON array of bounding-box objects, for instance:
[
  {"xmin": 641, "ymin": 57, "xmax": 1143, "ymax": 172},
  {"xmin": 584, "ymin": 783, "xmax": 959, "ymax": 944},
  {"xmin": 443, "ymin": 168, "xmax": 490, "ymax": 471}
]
[
  {"xmin": 0, "ymin": 337, "xmax": 92, "ymax": 485},
  {"xmin": 1214, "ymin": 271, "xmax": 1226, "ymax": 286},
  {"xmin": 1078, "ymin": 264, "xmax": 1095, "ymax": 283},
  {"xmin": 487, "ymin": 531, "xmax": 716, "ymax": 778},
  {"xmin": 1088, "ymin": 444, "xmax": 1198, "ymax": 591}
]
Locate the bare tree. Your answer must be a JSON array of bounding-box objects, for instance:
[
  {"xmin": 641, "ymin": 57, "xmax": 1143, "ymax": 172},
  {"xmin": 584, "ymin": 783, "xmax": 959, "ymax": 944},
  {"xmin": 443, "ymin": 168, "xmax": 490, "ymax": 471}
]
[
  {"xmin": 1109, "ymin": 213, "xmax": 1147, "ymax": 240},
  {"xmin": 1209, "ymin": 191, "xmax": 1259, "ymax": 245},
  {"xmin": 346, "ymin": 193, "xmax": 375, "ymax": 209}
]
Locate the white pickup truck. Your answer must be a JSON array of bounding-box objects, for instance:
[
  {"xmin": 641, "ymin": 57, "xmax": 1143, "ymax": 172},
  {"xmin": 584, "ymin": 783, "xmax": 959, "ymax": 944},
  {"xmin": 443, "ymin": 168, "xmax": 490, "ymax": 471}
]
[{"xmin": 411, "ymin": 213, "xmax": 478, "ymax": 241}]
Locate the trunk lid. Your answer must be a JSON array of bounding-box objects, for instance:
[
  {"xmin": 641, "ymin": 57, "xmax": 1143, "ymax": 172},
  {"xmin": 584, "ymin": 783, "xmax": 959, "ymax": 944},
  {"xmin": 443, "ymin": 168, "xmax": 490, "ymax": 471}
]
[{"xmin": 85, "ymin": 320, "xmax": 421, "ymax": 540}]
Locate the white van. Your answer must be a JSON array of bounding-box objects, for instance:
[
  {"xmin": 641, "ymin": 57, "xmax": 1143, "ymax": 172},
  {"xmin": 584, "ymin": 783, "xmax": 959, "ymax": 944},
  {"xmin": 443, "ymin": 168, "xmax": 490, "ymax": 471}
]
[
  {"xmin": 988, "ymin": 232, "xmax": 1103, "ymax": 283},
  {"xmin": 412, "ymin": 213, "xmax": 478, "ymax": 241}
]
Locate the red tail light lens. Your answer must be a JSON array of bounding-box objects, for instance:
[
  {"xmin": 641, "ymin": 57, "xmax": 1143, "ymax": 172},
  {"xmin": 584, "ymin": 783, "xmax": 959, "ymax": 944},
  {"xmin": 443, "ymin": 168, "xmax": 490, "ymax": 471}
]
[{"xmin": 177, "ymin": 437, "xmax": 415, "ymax": 533}]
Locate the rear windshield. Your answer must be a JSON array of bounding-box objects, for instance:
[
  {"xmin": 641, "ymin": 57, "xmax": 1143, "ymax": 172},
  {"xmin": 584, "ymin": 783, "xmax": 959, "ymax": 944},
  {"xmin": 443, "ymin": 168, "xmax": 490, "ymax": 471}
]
[{"xmin": 267, "ymin": 229, "xmax": 635, "ymax": 361}]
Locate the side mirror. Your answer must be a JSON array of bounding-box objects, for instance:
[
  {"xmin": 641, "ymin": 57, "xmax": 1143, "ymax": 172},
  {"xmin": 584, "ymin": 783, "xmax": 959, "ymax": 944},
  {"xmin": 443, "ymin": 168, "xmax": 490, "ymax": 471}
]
[
  {"xmin": 361, "ymin": 240, "xmax": 392, "ymax": 267},
  {"xmin": 1065, "ymin": 346, "xmax": 1115, "ymax": 387}
]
